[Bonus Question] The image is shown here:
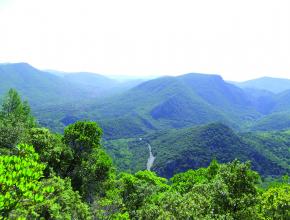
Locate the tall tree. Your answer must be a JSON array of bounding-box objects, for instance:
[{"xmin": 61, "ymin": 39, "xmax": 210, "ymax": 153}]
[
  {"xmin": 0, "ymin": 89, "xmax": 35, "ymax": 150},
  {"xmin": 63, "ymin": 121, "xmax": 113, "ymax": 203},
  {"xmin": 0, "ymin": 89, "xmax": 35, "ymax": 126}
]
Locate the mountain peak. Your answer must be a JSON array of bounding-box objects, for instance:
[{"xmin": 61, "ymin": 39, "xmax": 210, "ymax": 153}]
[
  {"xmin": 0, "ymin": 62, "xmax": 41, "ymax": 74},
  {"xmin": 180, "ymin": 72, "xmax": 223, "ymax": 80},
  {"xmin": 1, "ymin": 62, "xmax": 32, "ymax": 67}
]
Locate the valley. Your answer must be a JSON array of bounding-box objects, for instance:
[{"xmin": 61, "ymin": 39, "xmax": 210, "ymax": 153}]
[{"xmin": 0, "ymin": 63, "xmax": 289, "ymax": 179}]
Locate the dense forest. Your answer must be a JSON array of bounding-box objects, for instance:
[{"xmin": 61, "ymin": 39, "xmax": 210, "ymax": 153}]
[{"xmin": 0, "ymin": 89, "xmax": 289, "ymax": 219}]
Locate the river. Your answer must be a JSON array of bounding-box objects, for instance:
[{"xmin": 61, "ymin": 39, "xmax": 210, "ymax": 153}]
[{"xmin": 146, "ymin": 143, "xmax": 155, "ymax": 171}]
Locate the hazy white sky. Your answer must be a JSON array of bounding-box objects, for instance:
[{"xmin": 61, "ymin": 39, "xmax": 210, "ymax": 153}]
[{"xmin": 0, "ymin": 0, "xmax": 289, "ymax": 81}]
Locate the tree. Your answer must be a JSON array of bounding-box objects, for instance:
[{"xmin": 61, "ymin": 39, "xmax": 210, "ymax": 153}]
[
  {"xmin": 63, "ymin": 121, "xmax": 113, "ymax": 203},
  {"xmin": 63, "ymin": 121, "xmax": 102, "ymax": 155},
  {"xmin": 118, "ymin": 170, "xmax": 169, "ymax": 218},
  {"xmin": 218, "ymin": 160, "xmax": 260, "ymax": 216},
  {"xmin": 0, "ymin": 89, "xmax": 35, "ymax": 150},
  {"xmin": 0, "ymin": 89, "xmax": 35, "ymax": 129}
]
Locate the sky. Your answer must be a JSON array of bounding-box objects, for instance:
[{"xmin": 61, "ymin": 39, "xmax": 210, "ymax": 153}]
[{"xmin": 0, "ymin": 0, "xmax": 289, "ymax": 81}]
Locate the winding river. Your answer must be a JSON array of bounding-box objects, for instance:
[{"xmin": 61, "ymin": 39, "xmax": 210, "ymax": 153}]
[{"xmin": 146, "ymin": 143, "xmax": 155, "ymax": 171}]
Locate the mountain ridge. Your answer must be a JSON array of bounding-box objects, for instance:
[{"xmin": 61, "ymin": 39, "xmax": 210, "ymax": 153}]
[
  {"xmin": 232, "ymin": 76, "xmax": 290, "ymax": 93},
  {"xmin": 2, "ymin": 62, "xmax": 290, "ymax": 134}
]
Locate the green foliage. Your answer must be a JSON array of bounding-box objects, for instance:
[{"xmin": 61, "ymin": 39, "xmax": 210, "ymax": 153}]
[
  {"xmin": 0, "ymin": 143, "xmax": 91, "ymax": 219},
  {"xmin": 215, "ymin": 160, "xmax": 260, "ymax": 218},
  {"xmin": 26, "ymin": 127, "xmax": 73, "ymax": 177},
  {"xmin": 64, "ymin": 121, "xmax": 102, "ymax": 154},
  {"xmin": 170, "ymin": 160, "xmax": 219, "ymax": 194},
  {"xmin": 260, "ymin": 184, "xmax": 290, "ymax": 219},
  {"xmin": 0, "ymin": 144, "xmax": 53, "ymax": 218},
  {"xmin": 63, "ymin": 121, "xmax": 113, "ymax": 202},
  {"xmin": 170, "ymin": 168, "xmax": 209, "ymax": 194},
  {"xmin": 39, "ymin": 176, "xmax": 92, "ymax": 220},
  {"xmin": 118, "ymin": 171, "xmax": 169, "ymax": 218},
  {"xmin": 250, "ymin": 112, "xmax": 290, "ymax": 131},
  {"xmin": 0, "ymin": 89, "xmax": 33, "ymax": 124},
  {"xmin": 241, "ymin": 130, "xmax": 290, "ymax": 175},
  {"xmin": 1, "ymin": 138, "xmax": 289, "ymax": 219},
  {"xmin": 104, "ymin": 138, "xmax": 135, "ymax": 173},
  {"xmin": 125, "ymin": 160, "xmax": 263, "ymax": 219}
]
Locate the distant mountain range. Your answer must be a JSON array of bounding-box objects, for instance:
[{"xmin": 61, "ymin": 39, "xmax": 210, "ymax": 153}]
[
  {"xmin": 231, "ymin": 76, "xmax": 290, "ymax": 93},
  {"xmin": 2, "ymin": 63, "xmax": 290, "ymax": 133},
  {"xmin": 38, "ymin": 71, "xmax": 290, "ymax": 137},
  {"xmin": 0, "ymin": 63, "xmax": 143, "ymax": 107},
  {"xmin": 1, "ymin": 62, "xmax": 289, "ymax": 177}
]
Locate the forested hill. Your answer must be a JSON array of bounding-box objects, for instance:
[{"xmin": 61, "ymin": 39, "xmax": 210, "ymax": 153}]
[
  {"xmin": 105, "ymin": 123, "xmax": 290, "ymax": 178},
  {"xmin": 34, "ymin": 72, "xmax": 262, "ymax": 135}
]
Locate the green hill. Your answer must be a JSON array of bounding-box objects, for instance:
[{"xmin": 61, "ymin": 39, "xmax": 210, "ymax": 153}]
[
  {"xmin": 272, "ymin": 89, "xmax": 290, "ymax": 112},
  {"xmin": 53, "ymin": 73, "xmax": 263, "ymax": 139},
  {"xmin": 249, "ymin": 112, "xmax": 290, "ymax": 131},
  {"xmin": 241, "ymin": 88, "xmax": 276, "ymax": 114},
  {"xmin": 247, "ymin": 90, "xmax": 290, "ymax": 131}
]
